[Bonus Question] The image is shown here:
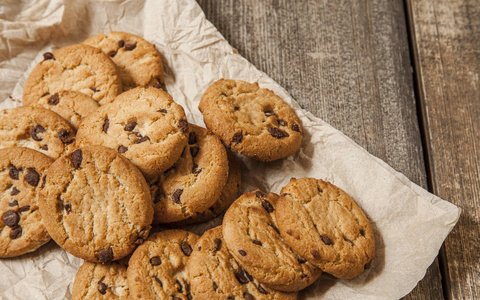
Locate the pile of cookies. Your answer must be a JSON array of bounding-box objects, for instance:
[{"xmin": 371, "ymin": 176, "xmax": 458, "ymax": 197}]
[{"xmin": 0, "ymin": 31, "xmax": 375, "ymax": 299}]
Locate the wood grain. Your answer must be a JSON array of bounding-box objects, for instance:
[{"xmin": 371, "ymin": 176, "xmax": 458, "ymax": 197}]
[
  {"xmin": 407, "ymin": 0, "xmax": 480, "ymax": 299},
  {"xmin": 198, "ymin": 0, "xmax": 443, "ymax": 298}
]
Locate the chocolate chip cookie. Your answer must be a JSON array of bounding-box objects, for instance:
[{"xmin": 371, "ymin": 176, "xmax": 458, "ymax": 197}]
[
  {"xmin": 83, "ymin": 31, "xmax": 164, "ymax": 90},
  {"xmin": 276, "ymin": 178, "xmax": 375, "ymax": 279},
  {"xmin": 76, "ymin": 86, "xmax": 188, "ymax": 179},
  {"xmin": 149, "ymin": 124, "xmax": 228, "ymax": 223},
  {"xmin": 0, "ymin": 106, "xmax": 76, "ymax": 159},
  {"xmin": 222, "ymin": 191, "xmax": 321, "ymax": 292},
  {"xmin": 0, "ymin": 147, "xmax": 53, "ymax": 258},
  {"xmin": 199, "ymin": 79, "xmax": 303, "ymax": 161},
  {"xmin": 72, "ymin": 261, "xmax": 129, "ymax": 299},
  {"xmin": 30, "ymin": 90, "xmax": 99, "ymax": 130},
  {"xmin": 127, "ymin": 230, "xmax": 199, "ymax": 300},
  {"xmin": 188, "ymin": 226, "xmax": 298, "ymax": 300},
  {"xmin": 38, "ymin": 146, "xmax": 153, "ymax": 263}
]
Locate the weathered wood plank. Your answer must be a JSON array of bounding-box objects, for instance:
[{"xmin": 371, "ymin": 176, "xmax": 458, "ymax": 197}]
[
  {"xmin": 407, "ymin": 0, "xmax": 480, "ymax": 299},
  {"xmin": 198, "ymin": 0, "xmax": 442, "ymax": 298}
]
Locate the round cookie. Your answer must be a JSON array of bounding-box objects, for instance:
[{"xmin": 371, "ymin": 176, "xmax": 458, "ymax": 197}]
[
  {"xmin": 222, "ymin": 191, "xmax": 321, "ymax": 292},
  {"xmin": 72, "ymin": 261, "xmax": 129, "ymax": 300},
  {"xmin": 83, "ymin": 31, "xmax": 164, "ymax": 90},
  {"xmin": 149, "ymin": 124, "xmax": 228, "ymax": 223},
  {"xmin": 76, "ymin": 86, "xmax": 188, "ymax": 179},
  {"xmin": 0, "ymin": 106, "xmax": 76, "ymax": 159},
  {"xmin": 0, "ymin": 147, "xmax": 53, "ymax": 258},
  {"xmin": 23, "ymin": 44, "xmax": 122, "ymax": 106},
  {"xmin": 127, "ymin": 230, "xmax": 199, "ymax": 300},
  {"xmin": 199, "ymin": 79, "xmax": 303, "ymax": 161},
  {"xmin": 30, "ymin": 90, "xmax": 99, "ymax": 130},
  {"xmin": 276, "ymin": 178, "xmax": 375, "ymax": 279},
  {"xmin": 188, "ymin": 226, "xmax": 298, "ymax": 300},
  {"xmin": 38, "ymin": 146, "xmax": 153, "ymax": 263}
]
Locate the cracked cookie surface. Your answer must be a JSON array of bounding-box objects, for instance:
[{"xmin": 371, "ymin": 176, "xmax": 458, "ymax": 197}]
[
  {"xmin": 76, "ymin": 86, "xmax": 188, "ymax": 179},
  {"xmin": 23, "ymin": 44, "xmax": 122, "ymax": 105},
  {"xmin": 222, "ymin": 191, "xmax": 321, "ymax": 292},
  {"xmin": 0, "ymin": 106, "xmax": 76, "ymax": 159},
  {"xmin": 127, "ymin": 230, "xmax": 199, "ymax": 300},
  {"xmin": 38, "ymin": 146, "xmax": 153, "ymax": 263},
  {"xmin": 149, "ymin": 124, "xmax": 228, "ymax": 223},
  {"xmin": 0, "ymin": 147, "xmax": 53, "ymax": 258},
  {"xmin": 72, "ymin": 261, "xmax": 129, "ymax": 300},
  {"xmin": 199, "ymin": 79, "xmax": 303, "ymax": 161},
  {"xmin": 276, "ymin": 178, "xmax": 375, "ymax": 279},
  {"xmin": 83, "ymin": 31, "xmax": 164, "ymax": 90}
]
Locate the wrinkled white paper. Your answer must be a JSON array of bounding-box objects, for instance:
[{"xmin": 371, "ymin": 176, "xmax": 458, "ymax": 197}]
[{"xmin": 0, "ymin": 0, "xmax": 460, "ymax": 299}]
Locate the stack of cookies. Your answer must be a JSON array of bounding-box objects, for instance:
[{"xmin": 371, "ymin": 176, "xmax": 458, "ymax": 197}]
[{"xmin": 0, "ymin": 31, "xmax": 375, "ymax": 299}]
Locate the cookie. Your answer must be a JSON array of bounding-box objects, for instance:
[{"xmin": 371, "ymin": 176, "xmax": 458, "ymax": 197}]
[
  {"xmin": 0, "ymin": 106, "xmax": 76, "ymax": 159},
  {"xmin": 149, "ymin": 124, "xmax": 228, "ymax": 223},
  {"xmin": 199, "ymin": 79, "xmax": 303, "ymax": 161},
  {"xmin": 169, "ymin": 150, "xmax": 241, "ymax": 226},
  {"xmin": 76, "ymin": 86, "xmax": 188, "ymax": 179},
  {"xmin": 23, "ymin": 44, "xmax": 122, "ymax": 106},
  {"xmin": 30, "ymin": 90, "xmax": 99, "ymax": 130},
  {"xmin": 127, "ymin": 230, "xmax": 199, "ymax": 300},
  {"xmin": 72, "ymin": 261, "xmax": 129, "ymax": 299},
  {"xmin": 188, "ymin": 226, "xmax": 298, "ymax": 300},
  {"xmin": 222, "ymin": 191, "xmax": 321, "ymax": 292},
  {"xmin": 276, "ymin": 178, "xmax": 375, "ymax": 279},
  {"xmin": 0, "ymin": 147, "xmax": 53, "ymax": 258},
  {"xmin": 83, "ymin": 31, "xmax": 164, "ymax": 90},
  {"xmin": 38, "ymin": 146, "xmax": 153, "ymax": 263}
]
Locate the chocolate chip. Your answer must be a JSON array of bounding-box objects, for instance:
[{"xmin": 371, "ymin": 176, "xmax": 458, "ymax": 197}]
[
  {"xmin": 292, "ymin": 124, "xmax": 301, "ymax": 132},
  {"xmin": 301, "ymin": 273, "xmax": 308, "ymax": 279},
  {"xmin": 41, "ymin": 92, "xmax": 50, "ymax": 97},
  {"xmin": 48, "ymin": 93, "xmax": 60, "ymax": 105},
  {"xmin": 238, "ymin": 250, "xmax": 247, "ymax": 256},
  {"xmin": 264, "ymin": 110, "xmax": 274, "ymax": 116},
  {"xmin": 277, "ymin": 119, "xmax": 287, "ymax": 126},
  {"xmin": 10, "ymin": 226, "xmax": 22, "ymax": 239},
  {"xmin": 64, "ymin": 204, "xmax": 72, "ymax": 214},
  {"xmin": 40, "ymin": 145, "xmax": 48, "ymax": 151},
  {"xmin": 297, "ymin": 258, "xmax": 307, "ymax": 264},
  {"xmin": 232, "ymin": 132, "xmax": 243, "ymax": 144},
  {"xmin": 103, "ymin": 118, "xmax": 110, "ymax": 133},
  {"xmin": 138, "ymin": 228, "xmax": 149, "ymax": 239},
  {"xmin": 252, "ymin": 240, "xmax": 262, "ymax": 246},
  {"xmin": 192, "ymin": 164, "xmax": 202, "ymax": 175},
  {"xmin": 360, "ymin": 228, "xmax": 365, "ymax": 236},
  {"xmin": 9, "ymin": 164, "xmax": 19, "ymax": 180},
  {"xmin": 234, "ymin": 106, "xmax": 239, "ymax": 110},
  {"xmin": 268, "ymin": 127, "xmax": 289, "ymax": 139},
  {"xmin": 198, "ymin": 246, "xmax": 202, "ymax": 251},
  {"xmin": 57, "ymin": 129, "xmax": 74, "ymax": 144},
  {"xmin": 321, "ymin": 235, "xmax": 333, "ymax": 245},
  {"xmin": 234, "ymin": 270, "xmax": 250, "ymax": 284},
  {"xmin": 118, "ymin": 145, "xmax": 128, "ymax": 153},
  {"xmin": 71, "ymin": 149, "xmax": 82, "ymax": 169},
  {"xmin": 124, "ymin": 43, "xmax": 136, "ymax": 51},
  {"xmin": 157, "ymin": 108, "xmax": 167, "ymax": 114},
  {"xmin": 243, "ymin": 292, "xmax": 254, "ymax": 300},
  {"xmin": 9, "ymin": 200, "xmax": 18, "ymax": 207},
  {"xmin": 25, "ymin": 168, "xmax": 40, "ymax": 187},
  {"xmin": 214, "ymin": 238, "xmax": 222, "ymax": 251},
  {"xmin": 98, "ymin": 282, "xmax": 107, "ymax": 295},
  {"xmin": 181, "ymin": 241, "xmax": 193, "ymax": 256},
  {"xmin": 213, "ymin": 282, "xmax": 218, "ymax": 291},
  {"xmin": 255, "ymin": 191, "xmax": 265, "ymax": 198},
  {"xmin": 257, "ymin": 285, "xmax": 268, "ymax": 294},
  {"xmin": 90, "ymin": 87, "xmax": 99, "ymax": 93},
  {"xmin": 344, "ymin": 238, "xmax": 354, "ymax": 246},
  {"xmin": 18, "ymin": 206, "xmax": 30, "ymax": 213},
  {"xmin": 31, "ymin": 125, "xmax": 46, "ymax": 141},
  {"xmin": 317, "ymin": 186, "xmax": 323, "ymax": 193},
  {"xmin": 108, "ymin": 50, "xmax": 117, "ymax": 57},
  {"xmin": 11, "ymin": 187, "xmax": 20, "ymax": 196},
  {"xmin": 96, "ymin": 247, "xmax": 114, "ymax": 263},
  {"xmin": 179, "ymin": 119, "xmax": 188, "ymax": 133},
  {"xmin": 227, "ymin": 297, "xmax": 234, "ymax": 300},
  {"xmin": 261, "ymin": 200, "xmax": 274, "ymax": 213},
  {"xmin": 310, "ymin": 250, "xmax": 319, "ymax": 258},
  {"xmin": 281, "ymin": 192, "xmax": 291, "ymax": 197},
  {"xmin": 43, "ymin": 52, "xmax": 54, "ymax": 60},
  {"xmin": 154, "ymin": 82, "xmax": 162, "ymax": 89},
  {"xmin": 190, "ymin": 146, "xmax": 199, "ymax": 158},
  {"xmin": 269, "ymin": 224, "xmax": 280, "ymax": 234},
  {"xmin": 176, "ymin": 280, "xmax": 183, "ymax": 292},
  {"xmin": 2, "ymin": 211, "xmax": 20, "ymax": 227},
  {"xmin": 124, "ymin": 121, "xmax": 137, "ymax": 131},
  {"xmin": 221, "ymin": 92, "xmax": 227, "ymax": 97},
  {"xmin": 172, "ymin": 189, "xmax": 183, "ymax": 204},
  {"xmin": 154, "ymin": 276, "xmax": 163, "ymax": 287},
  {"xmin": 188, "ymin": 132, "xmax": 197, "ymax": 144},
  {"xmin": 134, "ymin": 136, "xmax": 150, "ymax": 144},
  {"xmin": 118, "ymin": 40, "xmax": 125, "ymax": 48},
  {"xmin": 150, "ymin": 256, "xmax": 161, "ymax": 266}
]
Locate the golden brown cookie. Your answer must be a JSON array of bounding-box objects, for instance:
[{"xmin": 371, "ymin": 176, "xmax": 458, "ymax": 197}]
[
  {"xmin": 199, "ymin": 79, "xmax": 303, "ymax": 161},
  {"xmin": 222, "ymin": 191, "xmax": 322, "ymax": 292},
  {"xmin": 23, "ymin": 44, "xmax": 122, "ymax": 105},
  {"xmin": 127, "ymin": 230, "xmax": 199, "ymax": 300},
  {"xmin": 0, "ymin": 147, "xmax": 53, "ymax": 258},
  {"xmin": 38, "ymin": 146, "xmax": 153, "ymax": 263},
  {"xmin": 276, "ymin": 178, "xmax": 375, "ymax": 279},
  {"xmin": 83, "ymin": 31, "xmax": 164, "ymax": 90},
  {"xmin": 188, "ymin": 226, "xmax": 298, "ymax": 300}
]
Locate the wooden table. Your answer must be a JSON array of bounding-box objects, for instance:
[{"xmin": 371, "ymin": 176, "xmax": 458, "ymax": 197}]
[{"xmin": 198, "ymin": 0, "xmax": 479, "ymax": 299}]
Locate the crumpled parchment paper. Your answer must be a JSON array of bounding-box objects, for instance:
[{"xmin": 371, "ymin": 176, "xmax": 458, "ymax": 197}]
[{"xmin": 0, "ymin": 0, "xmax": 460, "ymax": 299}]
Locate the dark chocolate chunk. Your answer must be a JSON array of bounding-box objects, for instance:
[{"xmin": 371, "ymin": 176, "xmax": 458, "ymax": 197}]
[
  {"xmin": 257, "ymin": 285, "xmax": 268, "ymax": 294},
  {"xmin": 2, "ymin": 210, "xmax": 20, "ymax": 227},
  {"xmin": 213, "ymin": 282, "xmax": 218, "ymax": 291},
  {"xmin": 234, "ymin": 106, "xmax": 239, "ymax": 111},
  {"xmin": 291, "ymin": 124, "xmax": 300, "ymax": 132},
  {"xmin": 179, "ymin": 119, "xmax": 188, "ymax": 133},
  {"xmin": 277, "ymin": 119, "xmax": 287, "ymax": 126},
  {"xmin": 134, "ymin": 136, "xmax": 150, "ymax": 144},
  {"xmin": 192, "ymin": 164, "xmax": 202, "ymax": 175},
  {"xmin": 261, "ymin": 200, "xmax": 274, "ymax": 213},
  {"xmin": 48, "ymin": 93, "xmax": 60, "ymax": 105},
  {"xmin": 234, "ymin": 270, "xmax": 250, "ymax": 284},
  {"xmin": 310, "ymin": 250, "xmax": 319, "ymax": 258},
  {"xmin": 297, "ymin": 258, "xmax": 307, "ymax": 264},
  {"xmin": 118, "ymin": 145, "xmax": 128, "ymax": 153},
  {"xmin": 103, "ymin": 118, "xmax": 110, "ymax": 133},
  {"xmin": 25, "ymin": 168, "xmax": 40, "ymax": 187},
  {"xmin": 281, "ymin": 192, "xmax": 291, "ymax": 197},
  {"xmin": 344, "ymin": 238, "xmax": 354, "ymax": 246},
  {"xmin": 57, "ymin": 129, "xmax": 74, "ymax": 144},
  {"xmin": 360, "ymin": 228, "xmax": 365, "ymax": 236},
  {"xmin": 252, "ymin": 240, "xmax": 262, "ymax": 246},
  {"xmin": 221, "ymin": 92, "xmax": 227, "ymax": 97},
  {"xmin": 96, "ymin": 247, "xmax": 114, "ymax": 263},
  {"xmin": 232, "ymin": 132, "xmax": 243, "ymax": 144},
  {"xmin": 41, "ymin": 92, "xmax": 50, "ymax": 97},
  {"xmin": 118, "ymin": 40, "xmax": 125, "ymax": 48},
  {"xmin": 268, "ymin": 127, "xmax": 289, "ymax": 139},
  {"xmin": 9, "ymin": 164, "xmax": 19, "ymax": 180},
  {"xmin": 18, "ymin": 206, "xmax": 30, "ymax": 213},
  {"xmin": 255, "ymin": 191, "xmax": 265, "ymax": 198},
  {"xmin": 154, "ymin": 276, "xmax": 163, "ymax": 287},
  {"xmin": 124, "ymin": 121, "xmax": 137, "ymax": 132},
  {"xmin": 157, "ymin": 108, "xmax": 167, "ymax": 114},
  {"xmin": 188, "ymin": 132, "xmax": 197, "ymax": 144},
  {"xmin": 108, "ymin": 50, "xmax": 117, "ymax": 57},
  {"xmin": 198, "ymin": 246, "xmax": 202, "ymax": 251},
  {"xmin": 238, "ymin": 250, "xmax": 247, "ymax": 256},
  {"xmin": 172, "ymin": 189, "xmax": 183, "ymax": 204},
  {"xmin": 64, "ymin": 204, "xmax": 72, "ymax": 214},
  {"xmin": 10, "ymin": 226, "xmax": 22, "ymax": 239},
  {"xmin": 176, "ymin": 279, "xmax": 183, "ymax": 292},
  {"xmin": 150, "ymin": 256, "xmax": 161, "ymax": 266},
  {"xmin": 243, "ymin": 292, "xmax": 254, "ymax": 300},
  {"xmin": 31, "ymin": 125, "xmax": 46, "ymax": 141},
  {"xmin": 317, "ymin": 186, "xmax": 323, "ymax": 193},
  {"xmin": 214, "ymin": 238, "xmax": 222, "ymax": 251},
  {"xmin": 264, "ymin": 110, "xmax": 274, "ymax": 116},
  {"xmin": 9, "ymin": 200, "xmax": 18, "ymax": 207},
  {"xmin": 98, "ymin": 282, "xmax": 107, "ymax": 295},
  {"xmin": 90, "ymin": 87, "xmax": 99, "ymax": 93},
  {"xmin": 43, "ymin": 52, "xmax": 54, "ymax": 60},
  {"xmin": 11, "ymin": 187, "xmax": 20, "ymax": 196},
  {"xmin": 190, "ymin": 147, "xmax": 199, "ymax": 158},
  {"xmin": 269, "ymin": 224, "xmax": 280, "ymax": 234},
  {"xmin": 181, "ymin": 241, "xmax": 193, "ymax": 256},
  {"xmin": 71, "ymin": 149, "xmax": 83, "ymax": 169},
  {"xmin": 124, "ymin": 43, "xmax": 136, "ymax": 51},
  {"xmin": 40, "ymin": 145, "xmax": 48, "ymax": 150}
]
